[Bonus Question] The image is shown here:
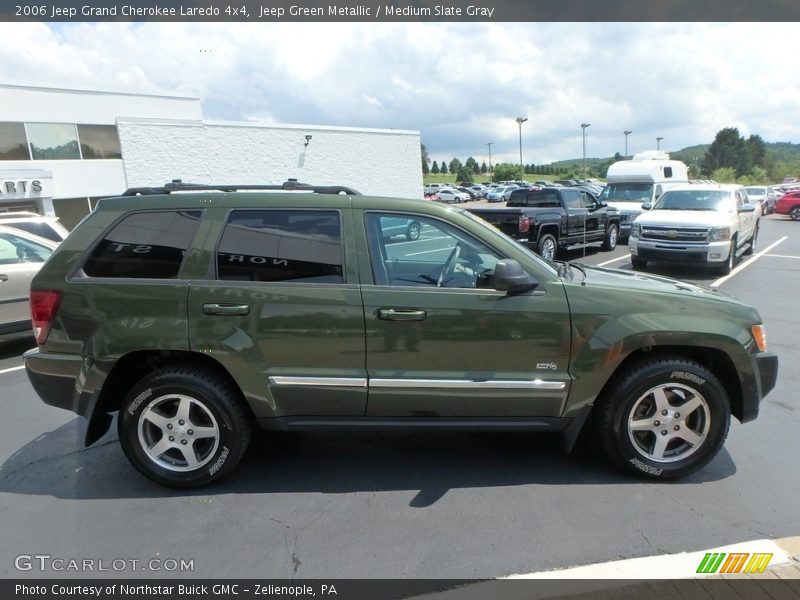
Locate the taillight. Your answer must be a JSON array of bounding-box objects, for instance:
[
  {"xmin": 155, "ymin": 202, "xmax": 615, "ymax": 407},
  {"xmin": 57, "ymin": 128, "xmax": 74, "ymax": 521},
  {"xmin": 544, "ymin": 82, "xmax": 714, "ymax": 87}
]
[
  {"xmin": 30, "ymin": 290, "xmax": 61, "ymax": 345},
  {"xmin": 518, "ymin": 216, "xmax": 530, "ymax": 233}
]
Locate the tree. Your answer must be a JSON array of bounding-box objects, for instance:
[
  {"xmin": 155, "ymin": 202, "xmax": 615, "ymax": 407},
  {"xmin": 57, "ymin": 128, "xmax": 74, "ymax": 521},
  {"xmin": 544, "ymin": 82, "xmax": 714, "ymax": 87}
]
[
  {"xmin": 746, "ymin": 134, "xmax": 767, "ymax": 170},
  {"xmin": 480, "ymin": 162, "xmax": 488, "ymax": 174},
  {"xmin": 456, "ymin": 165, "xmax": 474, "ymax": 183},
  {"xmin": 701, "ymin": 127, "xmax": 749, "ymax": 177},
  {"xmin": 421, "ymin": 143, "xmax": 430, "ymax": 175},
  {"xmin": 440, "ymin": 160, "xmax": 448, "ymax": 174},
  {"xmin": 491, "ymin": 163, "xmax": 523, "ymax": 183},
  {"xmin": 422, "ymin": 158, "xmax": 429, "ymax": 175},
  {"xmin": 431, "ymin": 161, "xmax": 439, "ymax": 175},
  {"xmin": 448, "ymin": 158, "xmax": 462, "ymax": 175}
]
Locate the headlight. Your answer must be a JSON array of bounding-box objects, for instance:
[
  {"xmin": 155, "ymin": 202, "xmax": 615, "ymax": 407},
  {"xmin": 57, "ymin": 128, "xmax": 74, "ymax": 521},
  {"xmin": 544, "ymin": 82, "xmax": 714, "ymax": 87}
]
[
  {"xmin": 631, "ymin": 223, "xmax": 641, "ymax": 238},
  {"xmin": 709, "ymin": 227, "xmax": 731, "ymax": 241}
]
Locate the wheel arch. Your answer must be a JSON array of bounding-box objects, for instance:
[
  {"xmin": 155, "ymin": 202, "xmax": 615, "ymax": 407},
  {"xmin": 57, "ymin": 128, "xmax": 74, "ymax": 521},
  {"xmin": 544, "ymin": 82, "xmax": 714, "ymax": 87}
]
[{"xmin": 86, "ymin": 349, "xmax": 254, "ymax": 445}]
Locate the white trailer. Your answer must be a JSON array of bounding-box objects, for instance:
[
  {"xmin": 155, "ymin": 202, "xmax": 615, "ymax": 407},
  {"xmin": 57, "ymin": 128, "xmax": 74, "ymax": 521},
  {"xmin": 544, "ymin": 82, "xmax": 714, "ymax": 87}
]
[{"xmin": 600, "ymin": 151, "xmax": 689, "ymax": 239}]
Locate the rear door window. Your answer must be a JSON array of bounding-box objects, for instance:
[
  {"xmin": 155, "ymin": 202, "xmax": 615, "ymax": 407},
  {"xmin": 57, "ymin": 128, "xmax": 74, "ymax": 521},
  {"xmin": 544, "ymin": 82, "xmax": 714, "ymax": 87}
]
[
  {"xmin": 216, "ymin": 209, "xmax": 344, "ymax": 283},
  {"xmin": 82, "ymin": 210, "xmax": 203, "ymax": 278}
]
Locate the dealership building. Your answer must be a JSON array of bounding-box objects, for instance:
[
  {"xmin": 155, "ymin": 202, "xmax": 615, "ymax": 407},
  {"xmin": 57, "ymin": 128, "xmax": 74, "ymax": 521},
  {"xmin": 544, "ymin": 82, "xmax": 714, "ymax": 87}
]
[{"xmin": 0, "ymin": 83, "xmax": 422, "ymax": 229}]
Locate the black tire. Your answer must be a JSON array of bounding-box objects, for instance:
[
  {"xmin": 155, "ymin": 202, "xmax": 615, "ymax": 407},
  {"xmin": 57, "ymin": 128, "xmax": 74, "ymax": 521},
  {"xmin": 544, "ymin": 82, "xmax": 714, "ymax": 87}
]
[
  {"xmin": 118, "ymin": 365, "xmax": 252, "ymax": 488},
  {"xmin": 595, "ymin": 356, "xmax": 730, "ymax": 479},
  {"xmin": 718, "ymin": 237, "xmax": 736, "ymax": 275},
  {"xmin": 744, "ymin": 224, "xmax": 758, "ymax": 256},
  {"xmin": 406, "ymin": 221, "xmax": 421, "ymax": 241},
  {"xmin": 630, "ymin": 255, "xmax": 647, "ymax": 270},
  {"xmin": 791, "ymin": 206, "xmax": 800, "ymax": 221},
  {"xmin": 536, "ymin": 233, "xmax": 558, "ymax": 262},
  {"xmin": 602, "ymin": 223, "xmax": 619, "ymax": 251}
]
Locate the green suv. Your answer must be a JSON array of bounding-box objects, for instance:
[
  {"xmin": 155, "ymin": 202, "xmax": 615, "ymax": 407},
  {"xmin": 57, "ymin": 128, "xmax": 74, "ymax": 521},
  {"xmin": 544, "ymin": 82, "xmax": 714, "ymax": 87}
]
[{"xmin": 24, "ymin": 181, "xmax": 778, "ymax": 487}]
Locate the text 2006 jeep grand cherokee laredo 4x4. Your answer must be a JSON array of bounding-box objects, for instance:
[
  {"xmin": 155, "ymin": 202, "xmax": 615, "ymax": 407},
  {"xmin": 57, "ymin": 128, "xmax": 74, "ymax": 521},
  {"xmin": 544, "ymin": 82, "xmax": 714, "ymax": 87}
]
[{"xmin": 24, "ymin": 181, "xmax": 778, "ymax": 487}]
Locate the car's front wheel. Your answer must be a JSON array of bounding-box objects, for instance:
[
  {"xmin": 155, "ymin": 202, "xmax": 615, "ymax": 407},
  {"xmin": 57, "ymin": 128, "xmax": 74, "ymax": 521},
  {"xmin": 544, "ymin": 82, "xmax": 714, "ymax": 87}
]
[
  {"xmin": 406, "ymin": 221, "xmax": 421, "ymax": 241},
  {"xmin": 118, "ymin": 366, "xmax": 252, "ymax": 488},
  {"xmin": 630, "ymin": 255, "xmax": 647, "ymax": 270},
  {"xmin": 791, "ymin": 206, "xmax": 800, "ymax": 221},
  {"xmin": 596, "ymin": 356, "xmax": 730, "ymax": 479},
  {"xmin": 602, "ymin": 223, "xmax": 619, "ymax": 251}
]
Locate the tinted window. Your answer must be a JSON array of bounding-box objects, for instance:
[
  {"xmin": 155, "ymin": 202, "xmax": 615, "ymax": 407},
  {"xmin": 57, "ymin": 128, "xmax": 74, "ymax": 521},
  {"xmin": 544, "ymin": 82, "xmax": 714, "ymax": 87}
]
[
  {"xmin": 77, "ymin": 125, "xmax": 122, "ymax": 159},
  {"xmin": 27, "ymin": 123, "xmax": 81, "ymax": 160},
  {"xmin": 3, "ymin": 221, "xmax": 61, "ymax": 242},
  {"xmin": 0, "ymin": 122, "xmax": 30, "ymax": 160},
  {"xmin": 564, "ymin": 190, "xmax": 582, "ymax": 209},
  {"xmin": 217, "ymin": 210, "xmax": 343, "ymax": 283},
  {"xmin": 83, "ymin": 210, "xmax": 202, "ymax": 278},
  {"xmin": 508, "ymin": 190, "xmax": 560, "ymax": 207}
]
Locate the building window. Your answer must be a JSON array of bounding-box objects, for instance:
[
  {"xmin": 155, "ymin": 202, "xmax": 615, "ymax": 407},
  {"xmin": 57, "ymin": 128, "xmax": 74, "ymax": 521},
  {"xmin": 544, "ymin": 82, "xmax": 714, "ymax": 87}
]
[
  {"xmin": 0, "ymin": 122, "xmax": 30, "ymax": 160},
  {"xmin": 27, "ymin": 123, "xmax": 81, "ymax": 160},
  {"xmin": 82, "ymin": 210, "xmax": 203, "ymax": 279},
  {"xmin": 77, "ymin": 124, "xmax": 121, "ymax": 159},
  {"xmin": 216, "ymin": 210, "xmax": 344, "ymax": 283}
]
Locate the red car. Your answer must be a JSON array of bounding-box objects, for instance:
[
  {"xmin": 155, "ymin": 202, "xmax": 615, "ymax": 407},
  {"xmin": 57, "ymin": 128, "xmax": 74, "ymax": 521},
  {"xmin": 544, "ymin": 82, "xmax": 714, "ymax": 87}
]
[{"xmin": 775, "ymin": 190, "xmax": 800, "ymax": 220}]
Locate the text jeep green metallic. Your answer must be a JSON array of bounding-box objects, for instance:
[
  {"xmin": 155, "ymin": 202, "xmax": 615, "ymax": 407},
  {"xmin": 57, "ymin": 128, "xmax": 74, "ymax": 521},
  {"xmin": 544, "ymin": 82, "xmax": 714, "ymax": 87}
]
[{"xmin": 23, "ymin": 181, "xmax": 778, "ymax": 487}]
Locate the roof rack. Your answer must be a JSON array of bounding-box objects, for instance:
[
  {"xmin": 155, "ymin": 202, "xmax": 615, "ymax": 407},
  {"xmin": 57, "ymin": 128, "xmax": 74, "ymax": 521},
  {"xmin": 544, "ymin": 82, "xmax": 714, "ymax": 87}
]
[{"xmin": 122, "ymin": 179, "xmax": 362, "ymax": 196}]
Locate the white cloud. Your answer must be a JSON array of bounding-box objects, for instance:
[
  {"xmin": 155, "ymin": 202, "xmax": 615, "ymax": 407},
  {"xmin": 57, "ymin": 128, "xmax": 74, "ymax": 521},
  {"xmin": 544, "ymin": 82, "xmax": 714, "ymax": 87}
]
[{"xmin": 1, "ymin": 22, "xmax": 798, "ymax": 165}]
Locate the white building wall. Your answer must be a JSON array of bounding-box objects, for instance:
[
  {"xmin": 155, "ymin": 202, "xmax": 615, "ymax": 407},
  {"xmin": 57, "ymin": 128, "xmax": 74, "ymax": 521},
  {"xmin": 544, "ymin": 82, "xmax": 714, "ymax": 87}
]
[
  {"xmin": 0, "ymin": 83, "xmax": 202, "ymax": 124},
  {"xmin": 118, "ymin": 119, "xmax": 423, "ymax": 199}
]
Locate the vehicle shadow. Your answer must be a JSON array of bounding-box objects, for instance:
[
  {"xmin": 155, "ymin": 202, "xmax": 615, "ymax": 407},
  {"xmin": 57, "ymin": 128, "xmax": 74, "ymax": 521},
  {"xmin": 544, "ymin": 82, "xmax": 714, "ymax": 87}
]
[
  {"xmin": 0, "ymin": 334, "xmax": 35, "ymax": 361},
  {"xmin": 0, "ymin": 416, "xmax": 737, "ymax": 503}
]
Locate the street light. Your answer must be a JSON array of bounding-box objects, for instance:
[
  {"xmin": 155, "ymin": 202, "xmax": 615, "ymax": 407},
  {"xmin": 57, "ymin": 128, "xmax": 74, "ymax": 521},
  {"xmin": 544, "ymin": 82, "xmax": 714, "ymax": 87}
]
[
  {"xmin": 656, "ymin": 136, "xmax": 664, "ymax": 150},
  {"xmin": 624, "ymin": 130, "xmax": 632, "ymax": 158},
  {"xmin": 581, "ymin": 123, "xmax": 591, "ymax": 180},
  {"xmin": 516, "ymin": 117, "xmax": 528, "ymax": 170},
  {"xmin": 486, "ymin": 142, "xmax": 494, "ymax": 174}
]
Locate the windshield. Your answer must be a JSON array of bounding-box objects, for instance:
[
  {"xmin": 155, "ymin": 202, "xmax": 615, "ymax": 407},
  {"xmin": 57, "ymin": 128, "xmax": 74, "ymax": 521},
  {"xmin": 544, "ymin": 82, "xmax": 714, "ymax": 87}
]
[
  {"xmin": 653, "ymin": 190, "xmax": 734, "ymax": 211},
  {"xmin": 599, "ymin": 182, "xmax": 653, "ymax": 203},
  {"xmin": 455, "ymin": 208, "xmax": 559, "ymax": 277}
]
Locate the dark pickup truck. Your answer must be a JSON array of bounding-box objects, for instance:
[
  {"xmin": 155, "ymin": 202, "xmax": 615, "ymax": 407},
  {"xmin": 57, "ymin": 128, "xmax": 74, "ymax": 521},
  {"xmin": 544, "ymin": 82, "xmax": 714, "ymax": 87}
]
[{"xmin": 468, "ymin": 187, "xmax": 621, "ymax": 261}]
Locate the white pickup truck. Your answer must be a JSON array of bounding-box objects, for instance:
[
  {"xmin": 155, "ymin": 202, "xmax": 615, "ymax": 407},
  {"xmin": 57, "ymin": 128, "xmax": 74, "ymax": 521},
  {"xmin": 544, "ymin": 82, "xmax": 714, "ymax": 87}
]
[{"xmin": 629, "ymin": 183, "xmax": 760, "ymax": 275}]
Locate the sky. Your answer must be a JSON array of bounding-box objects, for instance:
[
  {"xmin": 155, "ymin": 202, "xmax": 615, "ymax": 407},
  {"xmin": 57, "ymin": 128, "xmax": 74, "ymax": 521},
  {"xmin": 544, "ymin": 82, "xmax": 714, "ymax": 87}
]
[{"xmin": 1, "ymin": 22, "xmax": 799, "ymax": 167}]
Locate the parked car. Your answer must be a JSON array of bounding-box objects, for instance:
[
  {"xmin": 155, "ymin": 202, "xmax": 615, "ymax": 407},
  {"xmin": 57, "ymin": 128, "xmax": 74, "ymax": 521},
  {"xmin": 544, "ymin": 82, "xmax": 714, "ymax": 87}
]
[
  {"xmin": 456, "ymin": 186, "xmax": 478, "ymax": 201},
  {"xmin": 629, "ymin": 184, "xmax": 759, "ymax": 275},
  {"xmin": 466, "ymin": 185, "xmax": 486, "ymax": 198},
  {"xmin": 0, "ymin": 225, "xmax": 58, "ymax": 336},
  {"xmin": 485, "ymin": 187, "xmax": 509, "ymax": 202},
  {"xmin": 380, "ymin": 217, "xmax": 422, "ymax": 241},
  {"xmin": 501, "ymin": 185, "xmax": 521, "ymax": 201},
  {"xmin": 23, "ymin": 179, "xmax": 778, "ymax": 487},
  {"xmin": 774, "ymin": 190, "xmax": 800, "ymax": 220},
  {"xmin": 744, "ymin": 186, "xmax": 777, "ymax": 215},
  {"xmin": 437, "ymin": 188, "xmax": 470, "ymax": 203},
  {"xmin": 468, "ymin": 186, "xmax": 620, "ymax": 260},
  {"xmin": 0, "ymin": 212, "xmax": 70, "ymax": 242}
]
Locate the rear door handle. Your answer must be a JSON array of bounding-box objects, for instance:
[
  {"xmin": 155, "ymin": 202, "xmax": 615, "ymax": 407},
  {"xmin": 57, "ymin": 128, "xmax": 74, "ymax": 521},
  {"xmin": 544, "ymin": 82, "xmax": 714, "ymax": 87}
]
[
  {"xmin": 377, "ymin": 308, "xmax": 427, "ymax": 321},
  {"xmin": 0, "ymin": 274, "xmax": 7, "ymax": 283},
  {"xmin": 202, "ymin": 303, "xmax": 250, "ymax": 316}
]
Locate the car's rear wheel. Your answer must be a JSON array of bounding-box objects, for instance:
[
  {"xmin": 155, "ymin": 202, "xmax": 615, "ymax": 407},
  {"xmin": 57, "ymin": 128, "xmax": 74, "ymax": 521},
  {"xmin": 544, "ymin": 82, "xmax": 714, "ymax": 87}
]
[
  {"xmin": 596, "ymin": 356, "xmax": 730, "ymax": 479},
  {"xmin": 537, "ymin": 233, "xmax": 557, "ymax": 261},
  {"xmin": 602, "ymin": 223, "xmax": 619, "ymax": 251},
  {"xmin": 406, "ymin": 221, "xmax": 421, "ymax": 241},
  {"xmin": 118, "ymin": 366, "xmax": 252, "ymax": 488},
  {"xmin": 791, "ymin": 206, "xmax": 800, "ymax": 221}
]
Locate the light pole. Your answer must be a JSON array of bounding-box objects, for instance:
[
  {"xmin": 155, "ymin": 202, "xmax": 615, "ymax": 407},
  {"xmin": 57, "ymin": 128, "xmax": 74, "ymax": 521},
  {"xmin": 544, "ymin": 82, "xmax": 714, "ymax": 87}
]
[
  {"xmin": 624, "ymin": 130, "xmax": 632, "ymax": 158},
  {"xmin": 581, "ymin": 123, "xmax": 591, "ymax": 180},
  {"xmin": 656, "ymin": 136, "xmax": 664, "ymax": 150},
  {"xmin": 486, "ymin": 142, "xmax": 494, "ymax": 174},
  {"xmin": 515, "ymin": 117, "xmax": 528, "ymax": 170}
]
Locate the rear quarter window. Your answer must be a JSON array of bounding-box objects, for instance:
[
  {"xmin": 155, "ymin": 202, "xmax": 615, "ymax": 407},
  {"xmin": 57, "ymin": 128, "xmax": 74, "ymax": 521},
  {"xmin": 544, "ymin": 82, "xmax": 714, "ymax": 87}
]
[{"xmin": 82, "ymin": 210, "xmax": 203, "ymax": 278}]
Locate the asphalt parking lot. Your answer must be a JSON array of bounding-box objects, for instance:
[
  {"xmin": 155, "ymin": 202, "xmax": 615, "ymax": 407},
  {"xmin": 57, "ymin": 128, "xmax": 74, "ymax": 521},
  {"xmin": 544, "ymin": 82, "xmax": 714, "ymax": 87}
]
[{"xmin": 0, "ymin": 212, "xmax": 797, "ymax": 579}]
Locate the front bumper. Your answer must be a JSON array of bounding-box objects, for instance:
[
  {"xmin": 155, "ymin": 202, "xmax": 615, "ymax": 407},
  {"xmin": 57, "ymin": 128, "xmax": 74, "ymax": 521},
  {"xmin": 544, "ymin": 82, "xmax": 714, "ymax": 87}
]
[
  {"xmin": 629, "ymin": 238, "xmax": 731, "ymax": 264},
  {"xmin": 740, "ymin": 352, "xmax": 779, "ymax": 423}
]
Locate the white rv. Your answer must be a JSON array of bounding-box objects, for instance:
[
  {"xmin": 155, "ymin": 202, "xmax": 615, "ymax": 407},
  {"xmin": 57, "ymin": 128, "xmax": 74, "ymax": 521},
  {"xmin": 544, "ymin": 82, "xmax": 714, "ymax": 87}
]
[{"xmin": 599, "ymin": 151, "xmax": 689, "ymax": 239}]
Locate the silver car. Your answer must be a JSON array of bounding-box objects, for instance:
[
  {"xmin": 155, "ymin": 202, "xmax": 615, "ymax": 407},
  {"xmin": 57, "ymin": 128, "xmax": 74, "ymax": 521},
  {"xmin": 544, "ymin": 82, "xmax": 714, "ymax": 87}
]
[{"xmin": 0, "ymin": 225, "xmax": 58, "ymax": 336}]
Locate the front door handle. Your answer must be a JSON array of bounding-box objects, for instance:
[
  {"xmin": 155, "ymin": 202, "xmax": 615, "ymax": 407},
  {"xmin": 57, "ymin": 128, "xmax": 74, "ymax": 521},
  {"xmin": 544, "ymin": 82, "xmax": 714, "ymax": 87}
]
[
  {"xmin": 377, "ymin": 308, "xmax": 427, "ymax": 321},
  {"xmin": 0, "ymin": 274, "xmax": 7, "ymax": 283},
  {"xmin": 202, "ymin": 303, "xmax": 250, "ymax": 316}
]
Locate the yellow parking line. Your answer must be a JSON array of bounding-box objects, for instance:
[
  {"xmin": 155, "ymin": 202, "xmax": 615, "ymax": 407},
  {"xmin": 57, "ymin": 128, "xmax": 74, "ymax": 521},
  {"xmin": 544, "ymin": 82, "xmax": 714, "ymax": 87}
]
[{"xmin": 711, "ymin": 236, "xmax": 788, "ymax": 288}]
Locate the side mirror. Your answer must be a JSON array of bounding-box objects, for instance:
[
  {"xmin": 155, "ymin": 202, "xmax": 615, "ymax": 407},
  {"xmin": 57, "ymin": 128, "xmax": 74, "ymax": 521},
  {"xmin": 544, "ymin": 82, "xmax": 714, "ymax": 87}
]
[
  {"xmin": 739, "ymin": 204, "xmax": 756, "ymax": 213},
  {"xmin": 494, "ymin": 259, "xmax": 539, "ymax": 294},
  {"xmin": 641, "ymin": 202, "xmax": 653, "ymax": 211}
]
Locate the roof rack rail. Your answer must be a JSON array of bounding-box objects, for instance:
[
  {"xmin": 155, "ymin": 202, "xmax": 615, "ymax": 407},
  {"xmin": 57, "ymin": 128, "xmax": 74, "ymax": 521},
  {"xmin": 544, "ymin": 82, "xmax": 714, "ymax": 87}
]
[{"xmin": 122, "ymin": 178, "xmax": 362, "ymax": 196}]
